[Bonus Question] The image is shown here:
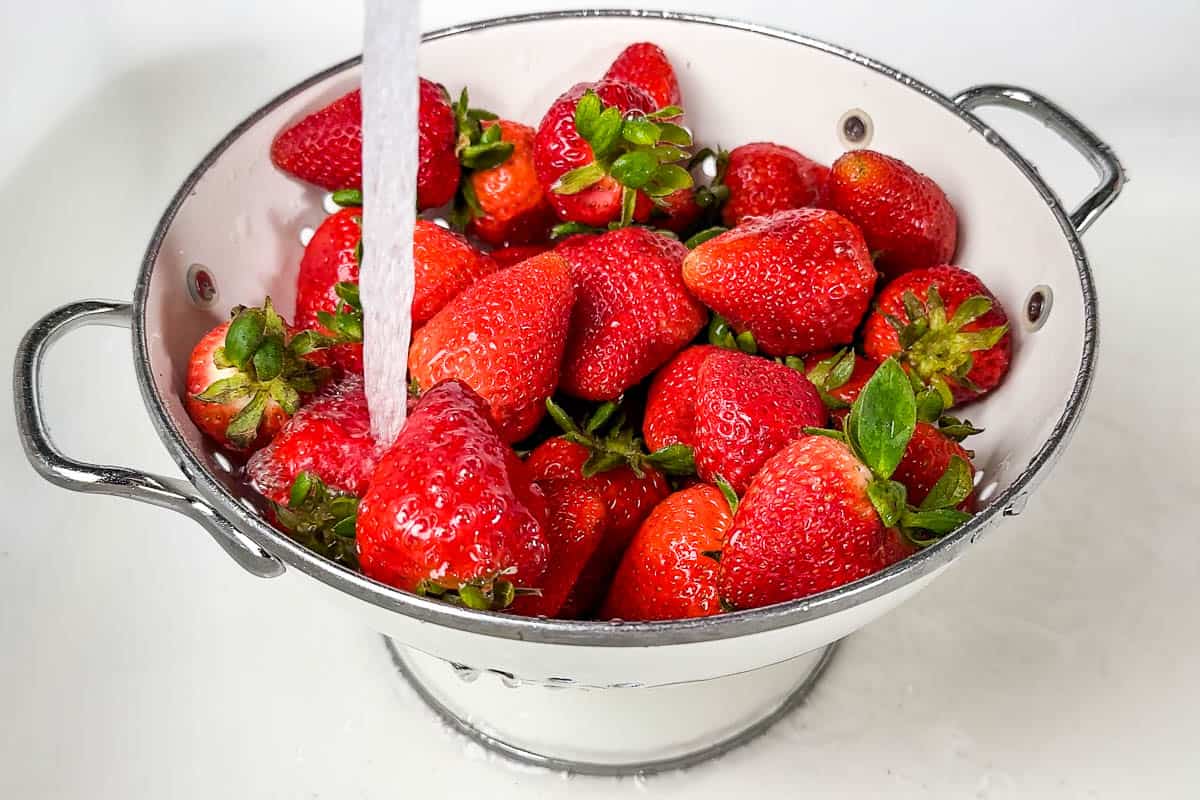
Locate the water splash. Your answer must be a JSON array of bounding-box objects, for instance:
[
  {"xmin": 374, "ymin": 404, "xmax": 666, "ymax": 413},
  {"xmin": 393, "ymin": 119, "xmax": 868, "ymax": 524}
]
[{"xmin": 361, "ymin": 1, "xmax": 420, "ymax": 446}]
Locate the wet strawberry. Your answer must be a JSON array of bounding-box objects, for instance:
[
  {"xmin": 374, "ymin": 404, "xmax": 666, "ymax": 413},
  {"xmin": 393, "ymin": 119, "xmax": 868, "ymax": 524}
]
[
  {"xmin": 295, "ymin": 206, "xmax": 364, "ymax": 373},
  {"xmin": 411, "ymin": 219, "xmax": 498, "ymax": 328},
  {"xmin": 799, "ymin": 349, "xmax": 880, "ymax": 409},
  {"xmin": 489, "ymin": 242, "xmax": 553, "ymax": 268},
  {"xmin": 682, "ymin": 208, "xmax": 876, "ymax": 356},
  {"xmin": 510, "ymin": 483, "xmax": 608, "ymax": 618},
  {"xmin": 602, "ymin": 42, "xmax": 682, "ymax": 111},
  {"xmin": 720, "ymin": 142, "xmax": 828, "ymax": 226},
  {"xmin": 693, "ymin": 349, "xmax": 827, "ymax": 494},
  {"xmin": 642, "ymin": 344, "xmax": 721, "ymax": 452},
  {"xmin": 555, "ymin": 227, "xmax": 706, "ymax": 400},
  {"xmin": 356, "ymin": 380, "xmax": 549, "ymax": 607},
  {"xmin": 826, "ymin": 149, "xmax": 957, "ymax": 279},
  {"xmin": 408, "ymin": 252, "xmax": 574, "ymax": 442},
  {"xmin": 463, "ymin": 119, "xmax": 556, "ymax": 246},
  {"xmin": 862, "ymin": 265, "xmax": 1011, "ymax": 405},
  {"xmin": 601, "ymin": 484, "xmax": 733, "ymax": 621},
  {"xmin": 895, "ymin": 421, "xmax": 976, "ymax": 510}
]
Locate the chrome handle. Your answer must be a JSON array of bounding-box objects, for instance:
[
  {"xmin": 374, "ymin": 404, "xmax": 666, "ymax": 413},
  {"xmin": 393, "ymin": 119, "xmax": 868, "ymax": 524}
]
[
  {"xmin": 953, "ymin": 84, "xmax": 1126, "ymax": 234},
  {"xmin": 13, "ymin": 300, "xmax": 285, "ymax": 578}
]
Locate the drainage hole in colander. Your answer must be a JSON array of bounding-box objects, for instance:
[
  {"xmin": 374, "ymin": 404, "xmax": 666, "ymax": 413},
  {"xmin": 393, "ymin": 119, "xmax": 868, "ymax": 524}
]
[
  {"xmin": 838, "ymin": 108, "xmax": 873, "ymax": 148},
  {"xmin": 185, "ymin": 263, "xmax": 218, "ymax": 308},
  {"xmin": 1024, "ymin": 285, "xmax": 1053, "ymax": 331}
]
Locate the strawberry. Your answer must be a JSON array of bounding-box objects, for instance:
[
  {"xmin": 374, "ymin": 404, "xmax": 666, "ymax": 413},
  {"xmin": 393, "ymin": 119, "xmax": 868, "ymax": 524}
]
[
  {"xmin": 356, "ymin": 380, "xmax": 550, "ymax": 608},
  {"xmin": 534, "ymin": 81, "xmax": 694, "ymax": 228},
  {"xmin": 460, "ymin": 119, "xmax": 556, "ymax": 246},
  {"xmin": 719, "ymin": 142, "xmax": 829, "ymax": 227},
  {"xmin": 601, "ymin": 484, "xmax": 733, "ymax": 621},
  {"xmin": 719, "ymin": 359, "xmax": 974, "ymax": 610},
  {"xmin": 642, "ymin": 344, "xmax": 721, "ymax": 452},
  {"xmin": 246, "ymin": 373, "xmax": 377, "ymax": 505},
  {"xmin": 602, "ymin": 42, "xmax": 682, "ymax": 111},
  {"xmin": 489, "ymin": 242, "xmax": 553, "ymax": 268},
  {"xmin": 270, "ymin": 471, "xmax": 362, "ymax": 568},
  {"xmin": 185, "ymin": 299, "xmax": 328, "ymax": 452},
  {"xmin": 798, "ymin": 348, "xmax": 880, "ymax": 410},
  {"xmin": 894, "ymin": 421, "xmax": 977, "ymax": 510},
  {"xmin": 682, "ymin": 208, "xmax": 877, "ymax": 356},
  {"xmin": 826, "ymin": 149, "xmax": 957, "ymax": 279},
  {"xmin": 269, "ymin": 79, "xmax": 459, "ymax": 210},
  {"xmin": 862, "ymin": 265, "xmax": 1011, "ymax": 405},
  {"xmin": 693, "ymin": 349, "xmax": 827, "ymax": 494},
  {"xmin": 411, "ymin": 218, "xmax": 498, "ymax": 327},
  {"xmin": 510, "ymin": 483, "xmax": 608, "ymax": 618},
  {"xmin": 408, "ymin": 251, "xmax": 574, "ymax": 442},
  {"xmin": 555, "ymin": 227, "xmax": 706, "ymax": 400},
  {"xmin": 653, "ymin": 187, "xmax": 705, "ymax": 235}
]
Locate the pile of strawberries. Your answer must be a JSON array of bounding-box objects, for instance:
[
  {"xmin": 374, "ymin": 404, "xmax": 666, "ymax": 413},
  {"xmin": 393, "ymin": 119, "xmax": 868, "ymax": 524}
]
[{"xmin": 183, "ymin": 43, "xmax": 1012, "ymax": 621}]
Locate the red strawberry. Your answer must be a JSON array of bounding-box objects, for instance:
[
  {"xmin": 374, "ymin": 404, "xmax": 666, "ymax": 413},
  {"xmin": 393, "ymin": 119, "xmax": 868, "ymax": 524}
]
[
  {"xmin": 408, "ymin": 252, "xmax": 574, "ymax": 442},
  {"xmin": 411, "ymin": 219, "xmax": 498, "ymax": 327},
  {"xmin": 510, "ymin": 483, "xmax": 608, "ymax": 618},
  {"xmin": 534, "ymin": 81, "xmax": 694, "ymax": 227},
  {"xmin": 601, "ymin": 484, "xmax": 733, "ymax": 621},
  {"xmin": 356, "ymin": 380, "xmax": 550, "ymax": 607},
  {"xmin": 682, "ymin": 208, "xmax": 876, "ymax": 356},
  {"xmin": 826, "ymin": 149, "xmax": 957, "ymax": 279},
  {"xmin": 719, "ymin": 359, "xmax": 973, "ymax": 610},
  {"xmin": 464, "ymin": 120, "xmax": 556, "ymax": 246},
  {"xmin": 862, "ymin": 265, "xmax": 1011, "ymax": 405},
  {"xmin": 295, "ymin": 207, "xmax": 364, "ymax": 373},
  {"xmin": 642, "ymin": 344, "xmax": 721, "ymax": 452},
  {"xmin": 269, "ymin": 80, "xmax": 459, "ymax": 210},
  {"xmin": 246, "ymin": 373, "xmax": 377, "ymax": 504},
  {"xmin": 801, "ymin": 349, "xmax": 880, "ymax": 409},
  {"xmin": 555, "ymin": 227, "xmax": 707, "ymax": 400},
  {"xmin": 185, "ymin": 299, "xmax": 328, "ymax": 452},
  {"xmin": 894, "ymin": 421, "xmax": 976, "ymax": 510},
  {"xmin": 720, "ymin": 143, "xmax": 829, "ymax": 227},
  {"xmin": 489, "ymin": 242, "xmax": 553, "ymax": 268},
  {"xmin": 654, "ymin": 187, "xmax": 705, "ymax": 234},
  {"xmin": 693, "ymin": 349, "xmax": 827, "ymax": 494},
  {"xmin": 602, "ymin": 42, "xmax": 682, "ymax": 111}
]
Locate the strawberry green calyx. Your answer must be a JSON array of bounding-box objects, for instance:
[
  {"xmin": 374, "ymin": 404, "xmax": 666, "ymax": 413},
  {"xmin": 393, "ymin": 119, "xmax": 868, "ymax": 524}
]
[
  {"xmin": 886, "ymin": 287, "xmax": 1009, "ymax": 406},
  {"xmin": 798, "ymin": 348, "xmax": 858, "ymax": 410},
  {"xmin": 416, "ymin": 568, "xmax": 539, "ymax": 611},
  {"xmin": 330, "ymin": 188, "xmax": 362, "ymax": 207},
  {"xmin": 911, "ymin": 381, "xmax": 984, "ymax": 444},
  {"xmin": 545, "ymin": 398, "xmax": 695, "ymax": 478},
  {"xmin": 684, "ymin": 226, "xmax": 728, "ymax": 249},
  {"xmin": 550, "ymin": 221, "xmax": 680, "ymax": 241},
  {"xmin": 290, "ymin": 282, "xmax": 363, "ymax": 354},
  {"xmin": 714, "ymin": 476, "xmax": 739, "ymax": 516},
  {"xmin": 707, "ymin": 314, "xmax": 758, "ymax": 355},
  {"xmin": 841, "ymin": 358, "xmax": 973, "ymax": 545},
  {"xmin": 450, "ymin": 87, "xmax": 512, "ymax": 170},
  {"xmin": 689, "ymin": 147, "xmax": 731, "ymax": 212},
  {"xmin": 273, "ymin": 471, "xmax": 359, "ymax": 568},
  {"xmin": 193, "ymin": 298, "xmax": 330, "ymax": 448},
  {"xmin": 553, "ymin": 89, "xmax": 695, "ymax": 228}
]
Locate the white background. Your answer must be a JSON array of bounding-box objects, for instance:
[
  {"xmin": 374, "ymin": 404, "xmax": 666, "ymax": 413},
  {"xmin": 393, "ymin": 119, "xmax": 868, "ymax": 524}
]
[{"xmin": 2, "ymin": 1, "xmax": 1198, "ymax": 797}]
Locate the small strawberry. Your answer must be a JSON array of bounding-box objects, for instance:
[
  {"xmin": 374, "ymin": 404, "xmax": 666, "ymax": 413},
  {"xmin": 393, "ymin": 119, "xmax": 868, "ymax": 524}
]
[
  {"xmin": 601, "ymin": 484, "xmax": 733, "ymax": 621},
  {"xmin": 718, "ymin": 359, "xmax": 975, "ymax": 610},
  {"xmin": 458, "ymin": 116, "xmax": 556, "ymax": 246},
  {"xmin": 682, "ymin": 208, "xmax": 876, "ymax": 356},
  {"xmin": 246, "ymin": 373, "xmax": 377, "ymax": 505},
  {"xmin": 826, "ymin": 149, "xmax": 957, "ymax": 279},
  {"xmin": 510, "ymin": 483, "xmax": 608, "ymax": 618},
  {"xmin": 555, "ymin": 227, "xmax": 706, "ymax": 400},
  {"xmin": 269, "ymin": 79, "xmax": 459, "ymax": 210},
  {"xmin": 408, "ymin": 251, "xmax": 574, "ymax": 442},
  {"xmin": 642, "ymin": 344, "xmax": 721, "ymax": 452},
  {"xmin": 653, "ymin": 187, "xmax": 705, "ymax": 235},
  {"xmin": 356, "ymin": 380, "xmax": 550, "ymax": 608},
  {"xmin": 895, "ymin": 421, "xmax": 977, "ymax": 510},
  {"xmin": 602, "ymin": 42, "xmax": 683, "ymax": 111},
  {"xmin": 862, "ymin": 265, "xmax": 1011, "ymax": 405},
  {"xmin": 534, "ymin": 81, "xmax": 694, "ymax": 228},
  {"xmin": 488, "ymin": 242, "xmax": 553, "ymax": 268},
  {"xmin": 185, "ymin": 299, "xmax": 329, "ymax": 452},
  {"xmin": 294, "ymin": 205, "xmax": 364, "ymax": 373},
  {"xmin": 797, "ymin": 348, "xmax": 880, "ymax": 410},
  {"xmin": 693, "ymin": 349, "xmax": 827, "ymax": 494},
  {"xmin": 719, "ymin": 142, "xmax": 829, "ymax": 227}
]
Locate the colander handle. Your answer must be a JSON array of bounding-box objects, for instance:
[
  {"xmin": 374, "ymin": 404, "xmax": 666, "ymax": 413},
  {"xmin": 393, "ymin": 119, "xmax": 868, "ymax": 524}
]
[
  {"xmin": 13, "ymin": 300, "xmax": 285, "ymax": 578},
  {"xmin": 953, "ymin": 84, "xmax": 1126, "ymax": 234}
]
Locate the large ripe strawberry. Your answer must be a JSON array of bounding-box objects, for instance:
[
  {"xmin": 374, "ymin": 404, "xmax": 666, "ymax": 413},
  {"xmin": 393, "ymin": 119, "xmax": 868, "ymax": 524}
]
[
  {"xmin": 826, "ymin": 149, "xmax": 957, "ymax": 279},
  {"xmin": 460, "ymin": 119, "xmax": 556, "ymax": 246},
  {"xmin": 602, "ymin": 42, "xmax": 682, "ymax": 111},
  {"xmin": 642, "ymin": 344, "xmax": 720, "ymax": 452},
  {"xmin": 862, "ymin": 265, "xmax": 1011, "ymax": 405},
  {"xmin": 185, "ymin": 299, "xmax": 328, "ymax": 452},
  {"xmin": 719, "ymin": 143, "xmax": 829, "ymax": 227},
  {"xmin": 682, "ymin": 208, "xmax": 876, "ymax": 356},
  {"xmin": 408, "ymin": 251, "xmax": 574, "ymax": 442},
  {"xmin": 601, "ymin": 484, "xmax": 733, "ymax": 621},
  {"xmin": 509, "ymin": 483, "xmax": 608, "ymax": 618},
  {"xmin": 356, "ymin": 380, "xmax": 549, "ymax": 608},
  {"xmin": 719, "ymin": 359, "xmax": 974, "ymax": 610},
  {"xmin": 555, "ymin": 227, "xmax": 706, "ymax": 400},
  {"xmin": 269, "ymin": 79, "xmax": 459, "ymax": 210},
  {"xmin": 534, "ymin": 81, "xmax": 695, "ymax": 228},
  {"xmin": 693, "ymin": 349, "xmax": 827, "ymax": 494}
]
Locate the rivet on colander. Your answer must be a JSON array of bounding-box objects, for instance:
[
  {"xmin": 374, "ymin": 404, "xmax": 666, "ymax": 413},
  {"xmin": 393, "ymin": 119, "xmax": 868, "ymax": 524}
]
[
  {"xmin": 1024, "ymin": 284, "xmax": 1053, "ymax": 331},
  {"xmin": 186, "ymin": 263, "xmax": 218, "ymax": 308},
  {"xmin": 838, "ymin": 109, "xmax": 873, "ymax": 148}
]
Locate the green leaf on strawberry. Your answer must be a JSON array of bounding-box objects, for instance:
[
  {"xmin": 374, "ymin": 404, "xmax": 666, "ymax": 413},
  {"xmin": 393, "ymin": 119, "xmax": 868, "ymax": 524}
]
[
  {"xmin": 273, "ymin": 471, "xmax": 360, "ymax": 568},
  {"xmin": 845, "ymin": 358, "xmax": 916, "ymax": 480},
  {"xmin": 544, "ymin": 397, "xmax": 696, "ymax": 478}
]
